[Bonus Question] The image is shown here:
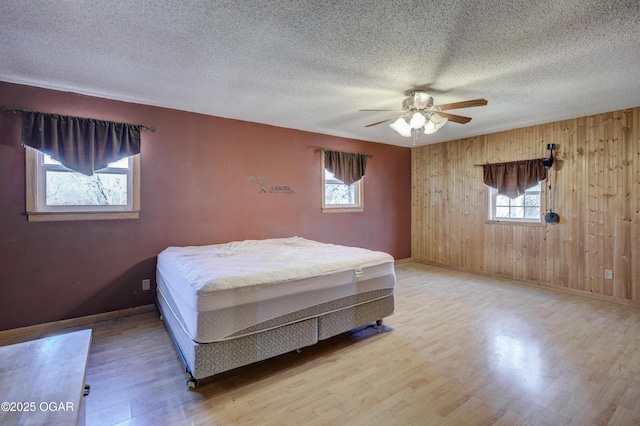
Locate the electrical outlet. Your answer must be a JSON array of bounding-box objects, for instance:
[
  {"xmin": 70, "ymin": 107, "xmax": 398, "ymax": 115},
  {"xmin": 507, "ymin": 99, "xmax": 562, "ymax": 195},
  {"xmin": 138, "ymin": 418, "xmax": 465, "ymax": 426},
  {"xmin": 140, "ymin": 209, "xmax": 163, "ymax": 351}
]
[
  {"xmin": 605, "ymin": 270, "xmax": 613, "ymax": 280},
  {"xmin": 142, "ymin": 279, "xmax": 151, "ymax": 291}
]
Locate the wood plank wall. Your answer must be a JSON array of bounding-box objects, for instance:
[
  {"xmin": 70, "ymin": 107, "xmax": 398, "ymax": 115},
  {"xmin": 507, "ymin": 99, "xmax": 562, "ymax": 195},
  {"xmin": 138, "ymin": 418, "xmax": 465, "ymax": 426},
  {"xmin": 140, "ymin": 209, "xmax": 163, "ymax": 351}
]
[{"xmin": 411, "ymin": 107, "xmax": 640, "ymax": 303}]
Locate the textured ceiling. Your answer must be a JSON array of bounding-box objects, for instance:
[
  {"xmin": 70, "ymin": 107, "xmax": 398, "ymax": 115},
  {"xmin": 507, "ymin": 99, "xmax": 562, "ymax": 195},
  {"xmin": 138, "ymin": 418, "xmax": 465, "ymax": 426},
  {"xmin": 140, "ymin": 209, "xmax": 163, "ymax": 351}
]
[{"xmin": 1, "ymin": 1, "xmax": 639, "ymax": 147}]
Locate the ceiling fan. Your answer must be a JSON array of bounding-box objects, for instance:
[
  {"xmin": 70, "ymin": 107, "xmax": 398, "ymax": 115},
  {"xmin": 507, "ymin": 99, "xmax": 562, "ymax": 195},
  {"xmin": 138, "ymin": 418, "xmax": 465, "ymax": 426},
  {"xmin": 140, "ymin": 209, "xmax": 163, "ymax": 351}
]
[{"xmin": 360, "ymin": 90, "xmax": 487, "ymax": 138}]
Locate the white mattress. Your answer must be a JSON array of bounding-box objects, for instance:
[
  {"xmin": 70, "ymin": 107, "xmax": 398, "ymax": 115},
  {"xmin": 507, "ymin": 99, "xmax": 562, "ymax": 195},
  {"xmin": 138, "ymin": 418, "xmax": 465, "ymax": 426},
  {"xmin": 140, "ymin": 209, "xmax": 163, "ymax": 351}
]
[{"xmin": 156, "ymin": 237, "xmax": 396, "ymax": 343}]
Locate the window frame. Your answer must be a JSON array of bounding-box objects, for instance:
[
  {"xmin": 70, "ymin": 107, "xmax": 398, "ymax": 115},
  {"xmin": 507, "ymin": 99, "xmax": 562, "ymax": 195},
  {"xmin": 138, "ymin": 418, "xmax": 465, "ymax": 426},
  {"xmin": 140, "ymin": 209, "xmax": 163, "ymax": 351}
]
[
  {"xmin": 25, "ymin": 148, "xmax": 140, "ymax": 222},
  {"xmin": 486, "ymin": 182, "xmax": 545, "ymax": 225},
  {"xmin": 321, "ymin": 156, "xmax": 364, "ymax": 213}
]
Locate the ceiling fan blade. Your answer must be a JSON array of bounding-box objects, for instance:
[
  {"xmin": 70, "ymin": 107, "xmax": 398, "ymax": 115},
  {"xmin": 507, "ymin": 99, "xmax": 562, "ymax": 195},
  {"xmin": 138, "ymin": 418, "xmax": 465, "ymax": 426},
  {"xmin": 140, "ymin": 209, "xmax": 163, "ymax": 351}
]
[
  {"xmin": 437, "ymin": 98, "xmax": 488, "ymax": 111},
  {"xmin": 359, "ymin": 109, "xmax": 404, "ymax": 112},
  {"xmin": 439, "ymin": 112, "xmax": 472, "ymax": 124},
  {"xmin": 365, "ymin": 116, "xmax": 402, "ymax": 127}
]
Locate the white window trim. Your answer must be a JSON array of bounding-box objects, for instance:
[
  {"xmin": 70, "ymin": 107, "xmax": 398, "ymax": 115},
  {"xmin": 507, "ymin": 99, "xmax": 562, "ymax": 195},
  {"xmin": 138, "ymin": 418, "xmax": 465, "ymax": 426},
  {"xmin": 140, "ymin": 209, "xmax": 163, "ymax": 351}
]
[
  {"xmin": 25, "ymin": 148, "xmax": 140, "ymax": 222},
  {"xmin": 486, "ymin": 183, "xmax": 545, "ymax": 225},
  {"xmin": 321, "ymin": 155, "xmax": 364, "ymax": 213}
]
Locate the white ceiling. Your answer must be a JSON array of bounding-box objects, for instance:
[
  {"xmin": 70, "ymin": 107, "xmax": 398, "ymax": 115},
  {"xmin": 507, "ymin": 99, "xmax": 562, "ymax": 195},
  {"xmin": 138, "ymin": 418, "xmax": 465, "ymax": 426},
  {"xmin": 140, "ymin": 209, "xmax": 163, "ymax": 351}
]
[{"xmin": 1, "ymin": 1, "xmax": 639, "ymax": 147}]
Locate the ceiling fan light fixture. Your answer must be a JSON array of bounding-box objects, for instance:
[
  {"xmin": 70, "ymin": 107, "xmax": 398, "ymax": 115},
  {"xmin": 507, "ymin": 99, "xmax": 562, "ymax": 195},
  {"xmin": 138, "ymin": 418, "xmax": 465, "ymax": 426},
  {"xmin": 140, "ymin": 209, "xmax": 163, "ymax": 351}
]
[
  {"xmin": 423, "ymin": 114, "xmax": 448, "ymax": 134},
  {"xmin": 423, "ymin": 120, "xmax": 437, "ymax": 134},
  {"xmin": 363, "ymin": 91, "xmax": 485, "ymax": 139},
  {"xmin": 390, "ymin": 117, "xmax": 412, "ymax": 137},
  {"xmin": 431, "ymin": 113, "xmax": 448, "ymax": 130},
  {"xmin": 413, "ymin": 91, "xmax": 432, "ymax": 109},
  {"xmin": 409, "ymin": 112, "xmax": 427, "ymax": 129}
]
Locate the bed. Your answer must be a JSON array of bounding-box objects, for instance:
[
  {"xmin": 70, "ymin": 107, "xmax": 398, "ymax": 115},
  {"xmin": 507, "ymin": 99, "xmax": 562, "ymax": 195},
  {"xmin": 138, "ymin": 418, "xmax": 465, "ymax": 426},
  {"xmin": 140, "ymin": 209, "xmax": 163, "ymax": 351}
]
[{"xmin": 156, "ymin": 237, "xmax": 396, "ymax": 388}]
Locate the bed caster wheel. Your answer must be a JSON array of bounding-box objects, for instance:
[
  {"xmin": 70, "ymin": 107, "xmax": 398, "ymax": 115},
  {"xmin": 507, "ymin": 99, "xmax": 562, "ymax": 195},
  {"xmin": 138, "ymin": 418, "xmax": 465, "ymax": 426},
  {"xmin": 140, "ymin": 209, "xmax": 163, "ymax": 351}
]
[{"xmin": 187, "ymin": 377, "xmax": 200, "ymax": 389}]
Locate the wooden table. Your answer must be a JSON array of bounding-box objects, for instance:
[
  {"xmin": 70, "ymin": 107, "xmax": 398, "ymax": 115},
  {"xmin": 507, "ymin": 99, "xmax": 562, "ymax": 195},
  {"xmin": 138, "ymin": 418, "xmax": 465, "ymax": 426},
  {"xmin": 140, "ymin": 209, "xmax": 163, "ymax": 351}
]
[{"xmin": 0, "ymin": 329, "xmax": 92, "ymax": 426}]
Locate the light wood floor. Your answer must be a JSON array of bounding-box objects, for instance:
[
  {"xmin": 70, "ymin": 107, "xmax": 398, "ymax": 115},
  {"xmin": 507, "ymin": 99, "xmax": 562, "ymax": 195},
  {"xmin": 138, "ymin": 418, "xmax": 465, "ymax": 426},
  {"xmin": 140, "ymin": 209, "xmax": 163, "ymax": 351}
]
[{"xmin": 5, "ymin": 263, "xmax": 640, "ymax": 425}]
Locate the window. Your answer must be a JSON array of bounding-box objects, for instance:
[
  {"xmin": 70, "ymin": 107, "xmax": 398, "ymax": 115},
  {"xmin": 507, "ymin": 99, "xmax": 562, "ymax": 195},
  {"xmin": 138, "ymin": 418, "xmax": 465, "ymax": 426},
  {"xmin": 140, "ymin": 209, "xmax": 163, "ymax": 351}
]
[
  {"xmin": 488, "ymin": 182, "xmax": 542, "ymax": 223},
  {"xmin": 321, "ymin": 157, "xmax": 363, "ymax": 212},
  {"xmin": 25, "ymin": 148, "xmax": 140, "ymax": 222}
]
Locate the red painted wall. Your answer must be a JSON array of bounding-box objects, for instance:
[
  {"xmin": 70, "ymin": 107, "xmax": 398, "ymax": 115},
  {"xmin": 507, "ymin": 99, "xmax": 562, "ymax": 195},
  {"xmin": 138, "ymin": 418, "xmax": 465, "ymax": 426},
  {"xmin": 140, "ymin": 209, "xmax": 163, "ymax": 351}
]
[{"xmin": 0, "ymin": 82, "xmax": 411, "ymax": 331}]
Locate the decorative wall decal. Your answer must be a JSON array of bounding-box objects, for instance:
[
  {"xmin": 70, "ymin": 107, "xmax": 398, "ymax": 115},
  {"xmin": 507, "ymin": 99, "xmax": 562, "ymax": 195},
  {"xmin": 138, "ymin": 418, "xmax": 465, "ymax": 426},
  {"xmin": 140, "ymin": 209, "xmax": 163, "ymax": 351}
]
[
  {"xmin": 245, "ymin": 176, "xmax": 269, "ymax": 193},
  {"xmin": 269, "ymin": 185, "xmax": 295, "ymax": 194},
  {"xmin": 245, "ymin": 176, "xmax": 295, "ymax": 194}
]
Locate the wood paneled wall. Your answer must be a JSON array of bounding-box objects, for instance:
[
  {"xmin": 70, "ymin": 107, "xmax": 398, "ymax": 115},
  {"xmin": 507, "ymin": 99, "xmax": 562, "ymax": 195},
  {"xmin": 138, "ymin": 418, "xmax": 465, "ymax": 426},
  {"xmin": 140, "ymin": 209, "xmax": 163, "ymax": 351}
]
[{"xmin": 412, "ymin": 107, "xmax": 640, "ymax": 303}]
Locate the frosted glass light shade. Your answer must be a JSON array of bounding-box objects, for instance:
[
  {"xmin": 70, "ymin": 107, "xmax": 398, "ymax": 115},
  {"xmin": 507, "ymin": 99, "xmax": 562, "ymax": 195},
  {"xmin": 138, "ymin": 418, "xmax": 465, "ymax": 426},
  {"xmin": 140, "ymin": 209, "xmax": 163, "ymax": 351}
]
[
  {"xmin": 424, "ymin": 113, "xmax": 448, "ymax": 134},
  {"xmin": 409, "ymin": 112, "xmax": 427, "ymax": 129},
  {"xmin": 390, "ymin": 117, "xmax": 412, "ymax": 137},
  {"xmin": 413, "ymin": 92, "xmax": 432, "ymax": 109},
  {"xmin": 424, "ymin": 120, "xmax": 437, "ymax": 134},
  {"xmin": 431, "ymin": 113, "xmax": 448, "ymax": 130}
]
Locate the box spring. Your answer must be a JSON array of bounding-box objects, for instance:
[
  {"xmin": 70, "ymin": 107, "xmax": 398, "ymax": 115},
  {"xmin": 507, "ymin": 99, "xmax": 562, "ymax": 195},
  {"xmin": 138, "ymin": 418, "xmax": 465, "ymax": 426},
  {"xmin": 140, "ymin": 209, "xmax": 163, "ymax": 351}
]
[{"xmin": 157, "ymin": 287, "xmax": 394, "ymax": 380}]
